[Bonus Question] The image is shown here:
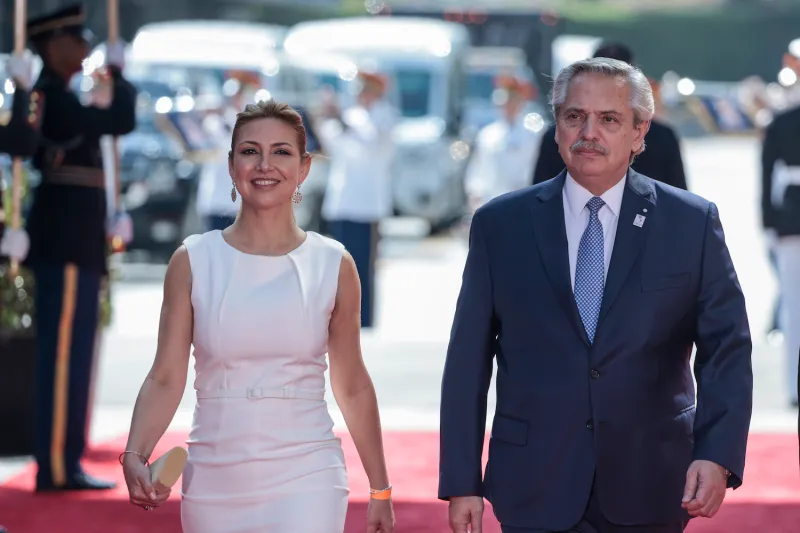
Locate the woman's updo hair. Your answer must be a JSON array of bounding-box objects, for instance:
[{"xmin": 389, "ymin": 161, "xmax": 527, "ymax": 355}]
[{"xmin": 229, "ymin": 99, "xmax": 310, "ymax": 159}]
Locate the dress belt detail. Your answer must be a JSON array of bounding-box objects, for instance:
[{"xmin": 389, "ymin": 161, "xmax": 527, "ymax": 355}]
[{"xmin": 196, "ymin": 387, "xmax": 325, "ymax": 401}]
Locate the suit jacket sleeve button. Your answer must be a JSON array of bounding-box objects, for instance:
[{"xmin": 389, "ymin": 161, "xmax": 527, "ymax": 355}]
[{"xmin": 590, "ymin": 369, "xmax": 600, "ymax": 379}]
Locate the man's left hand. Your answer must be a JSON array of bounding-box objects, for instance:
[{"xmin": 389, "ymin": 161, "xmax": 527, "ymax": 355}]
[
  {"xmin": 104, "ymin": 41, "xmax": 126, "ymax": 70},
  {"xmin": 682, "ymin": 460, "xmax": 729, "ymax": 518}
]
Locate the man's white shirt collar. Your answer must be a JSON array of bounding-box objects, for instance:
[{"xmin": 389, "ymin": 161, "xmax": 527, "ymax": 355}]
[{"xmin": 563, "ymin": 172, "xmax": 627, "ymax": 220}]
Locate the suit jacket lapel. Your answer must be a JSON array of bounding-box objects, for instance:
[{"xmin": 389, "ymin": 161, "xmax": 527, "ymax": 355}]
[
  {"xmin": 598, "ymin": 169, "xmax": 657, "ymax": 324},
  {"xmin": 531, "ymin": 171, "xmax": 591, "ymax": 347}
]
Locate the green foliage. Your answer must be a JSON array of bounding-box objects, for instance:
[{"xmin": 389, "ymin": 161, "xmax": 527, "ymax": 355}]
[
  {"xmin": 0, "ymin": 264, "xmax": 36, "ymax": 338},
  {"xmin": 556, "ymin": 0, "xmax": 638, "ymax": 22},
  {"xmin": 563, "ymin": 8, "xmax": 800, "ymax": 82},
  {"xmin": 99, "ymin": 273, "xmax": 112, "ymax": 328},
  {"xmin": 0, "ymin": 164, "xmax": 34, "ymax": 338}
]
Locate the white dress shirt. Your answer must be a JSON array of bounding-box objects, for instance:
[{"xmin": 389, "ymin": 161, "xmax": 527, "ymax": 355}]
[
  {"xmin": 318, "ymin": 100, "xmax": 398, "ymax": 223},
  {"xmin": 464, "ymin": 113, "xmax": 543, "ymax": 207},
  {"xmin": 563, "ymin": 173, "xmax": 627, "ymax": 289},
  {"xmin": 196, "ymin": 113, "xmax": 240, "ymax": 217}
]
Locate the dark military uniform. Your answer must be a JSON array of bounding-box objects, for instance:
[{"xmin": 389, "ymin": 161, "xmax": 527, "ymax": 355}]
[
  {"xmin": 761, "ymin": 104, "xmax": 800, "ymax": 408},
  {"xmin": 762, "ymin": 105, "xmax": 800, "ymax": 237},
  {"xmin": 0, "ymin": 85, "xmax": 42, "ymax": 157},
  {"xmin": 23, "ymin": 4, "xmax": 137, "ymax": 491}
]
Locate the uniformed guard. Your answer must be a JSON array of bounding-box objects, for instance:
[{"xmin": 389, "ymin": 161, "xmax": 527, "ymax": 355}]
[
  {"xmin": 464, "ymin": 74, "xmax": 543, "ymax": 212},
  {"xmin": 24, "ymin": 3, "xmax": 137, "ymax": 492},
  {"xmin": 762, "ymin": 78, "xmax": 800, "ymax": 409},
  {"xmin": 316, "ymin": 71, "xmax": 398, "ymax": 328},
  {"xmin": 0, "ymin": 51, "xmax": 39, "ymax": 262}
]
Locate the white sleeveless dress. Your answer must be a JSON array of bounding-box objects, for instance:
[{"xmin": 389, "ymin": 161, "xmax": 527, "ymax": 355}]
[{"xmin": 179, "ymin": 230, "xmax": 349, "ymax": 533}]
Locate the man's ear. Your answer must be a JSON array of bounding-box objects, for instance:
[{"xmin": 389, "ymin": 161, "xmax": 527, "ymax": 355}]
[{"xmin": 632, "ymin": 120, "xmax": 651, "ymax": 155}]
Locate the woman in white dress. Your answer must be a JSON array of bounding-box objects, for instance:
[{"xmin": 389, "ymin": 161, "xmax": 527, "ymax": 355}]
[{"xmin": 120, "ymin": 100, "xmax": 396, "ymax": 533}]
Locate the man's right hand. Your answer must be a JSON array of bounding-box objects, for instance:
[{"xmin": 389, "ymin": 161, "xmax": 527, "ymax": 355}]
[
  {"xmin": 448, "ymin": 496, "xmax": 484, "ymax": 533},
  {"xmin": 0, "ymin": 228, "xmax": 30, "ymax": 262}
]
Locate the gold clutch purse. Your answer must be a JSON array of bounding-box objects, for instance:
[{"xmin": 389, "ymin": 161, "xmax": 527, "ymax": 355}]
[{"xmin": 149, "ymin": 446, "xmax": 188, "ymax": 487}]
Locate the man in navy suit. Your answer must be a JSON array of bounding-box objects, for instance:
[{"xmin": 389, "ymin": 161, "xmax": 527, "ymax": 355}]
[{"xmin": 438, "ymin": 57, "xmax": 753, "ymax": 532}]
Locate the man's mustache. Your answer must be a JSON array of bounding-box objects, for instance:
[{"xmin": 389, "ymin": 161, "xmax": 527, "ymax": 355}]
[{"xmin": 570, "ymin": 140, "xmax": 609, "ymax": 155}]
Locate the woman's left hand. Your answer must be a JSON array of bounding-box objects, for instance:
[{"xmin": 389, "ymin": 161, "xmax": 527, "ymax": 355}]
[{"xmin": 366, "ymin": 498, "xmax": 395, "ymax": 533}]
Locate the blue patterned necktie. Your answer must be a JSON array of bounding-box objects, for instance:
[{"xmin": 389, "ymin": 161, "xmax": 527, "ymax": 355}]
[{"xmin": 574, "ymin": 197, "xmax": 606, "ymax": 343}]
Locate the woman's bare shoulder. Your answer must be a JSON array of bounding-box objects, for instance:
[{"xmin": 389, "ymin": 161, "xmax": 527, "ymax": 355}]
[
  {"xmin": 336, "ymin": 249, "xmax": 360, "ymax": 299},
  {"xmin": 163, "ymin": 244, "xmax": 193, "ymax": 294}
]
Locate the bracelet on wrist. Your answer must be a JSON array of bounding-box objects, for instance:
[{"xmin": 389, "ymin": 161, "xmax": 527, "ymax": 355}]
[
  {"xmin": 369, "ymin": 484, "xmax": 392, "ymax": 500},
  {"xmin": 118, "ymin": 450, "xmax": 150, "ymax": 467}
]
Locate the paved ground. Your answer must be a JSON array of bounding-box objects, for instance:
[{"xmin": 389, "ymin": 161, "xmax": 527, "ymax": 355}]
[{"xmin": 1, "ymin": 135, "xmax": 793, "ymax": 484}]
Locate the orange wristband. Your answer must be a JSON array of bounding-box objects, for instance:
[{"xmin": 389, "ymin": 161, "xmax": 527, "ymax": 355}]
[{"xmin": 369, "ymin": 485, "xmax": 392, "ymax": 500}]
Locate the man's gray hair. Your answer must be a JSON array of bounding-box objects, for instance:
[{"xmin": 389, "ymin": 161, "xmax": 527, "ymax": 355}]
[{"xmin": 550, "ymin": 57, "xmax": 655, "ymax": 127}]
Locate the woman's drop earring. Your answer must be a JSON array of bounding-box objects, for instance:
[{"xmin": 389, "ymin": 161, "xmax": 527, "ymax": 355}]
[
  {"xmin": 291, "ymin": 187, "xmax": 303, "ymax": 204},
  {"xmin": 231, "ymin": 181, "xmax": 237, "ymax": 202}
]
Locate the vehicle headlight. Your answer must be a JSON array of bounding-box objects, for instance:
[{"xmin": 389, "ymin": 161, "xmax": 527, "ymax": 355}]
[{"xmin": 449, "ymin": 140, "xmax": 470, "ymax": 162}]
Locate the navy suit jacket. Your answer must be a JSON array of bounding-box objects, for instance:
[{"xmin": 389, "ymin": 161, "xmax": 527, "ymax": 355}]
[{"xmin": 438, "ymin": 170, "xmax": 753, "ymax": 530}]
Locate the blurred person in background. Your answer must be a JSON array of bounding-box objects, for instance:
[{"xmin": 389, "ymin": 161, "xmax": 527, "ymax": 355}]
[
  {"xmin": 23, "ymin": 3, "xmax": 137, "ymax": 493},
  {"xmin": 464, "ymin": 74, "xmax": 543, "ymax": 212},
  {"xmin": 532, "ymin": 42, "xmax": 688, "ymax": 192},
  {"xmin": 314, "ymin": 71, "xmax": 398, "ymax": 329},
  {"xmin": 761, "ymin": 86, "xmax": 800, "ymax": 408},
  {"xmin": 0, "ymin": 51, "xmax": 40, "ymax": 263},
  {"xmin": 194, "ymin": 72, "xmax": 260, "ymax": 231},
  {"xmin": 763, "ymin": 56, "xmax": 800, "ymax": 344},
  {"xmin": 650, "ymin": 76, "xmax": 665, "ymax": 121}
]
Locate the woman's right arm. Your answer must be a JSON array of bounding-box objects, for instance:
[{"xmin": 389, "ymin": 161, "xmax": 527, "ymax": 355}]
[{"xmin": 123, "ymin": 245, "xmax": 193, "ymax": 469}]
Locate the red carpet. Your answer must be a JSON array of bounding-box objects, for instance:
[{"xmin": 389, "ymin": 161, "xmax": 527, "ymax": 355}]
[{"xmin": 1, "ymin": 432, "xmax": 798, "ymax": 532}]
